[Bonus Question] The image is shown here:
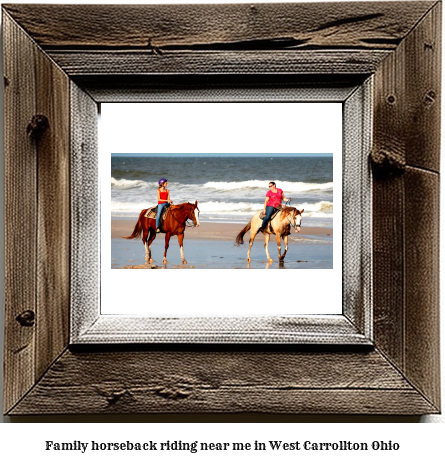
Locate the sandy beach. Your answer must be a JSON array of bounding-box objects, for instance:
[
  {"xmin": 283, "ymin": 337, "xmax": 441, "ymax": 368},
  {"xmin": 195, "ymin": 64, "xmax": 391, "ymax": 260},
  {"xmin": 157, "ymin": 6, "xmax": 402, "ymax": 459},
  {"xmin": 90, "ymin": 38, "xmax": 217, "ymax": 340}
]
[
  {"xmin": 111, "ymin": 218, "xmax": 333, "ymax": 269},
  {"xmin": 112, "ymin": 218, "xmax": 332, "ymax": 241}
]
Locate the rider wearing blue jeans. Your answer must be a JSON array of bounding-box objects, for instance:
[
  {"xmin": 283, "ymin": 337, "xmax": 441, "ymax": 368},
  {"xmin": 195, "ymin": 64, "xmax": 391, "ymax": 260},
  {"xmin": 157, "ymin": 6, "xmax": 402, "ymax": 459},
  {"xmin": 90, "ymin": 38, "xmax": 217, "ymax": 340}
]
[
  {"xmin": 259, "ymin": 182, "xmax": 291, "ymax": 232},
  {"xmin": 156, "ymin": 178, "xmax": 173, "ymax": 231}
]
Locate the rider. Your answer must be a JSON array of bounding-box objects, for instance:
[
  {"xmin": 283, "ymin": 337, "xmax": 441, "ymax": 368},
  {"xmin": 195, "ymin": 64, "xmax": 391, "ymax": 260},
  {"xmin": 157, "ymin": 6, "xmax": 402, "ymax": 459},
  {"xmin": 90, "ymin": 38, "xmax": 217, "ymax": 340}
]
[
  {"xmin": 258, "ymin": 181, "xmax": 291, "ymax": 233},
  {"xmin": 156, "ymin": 178, "xmax": 173, "ymax": 232}
]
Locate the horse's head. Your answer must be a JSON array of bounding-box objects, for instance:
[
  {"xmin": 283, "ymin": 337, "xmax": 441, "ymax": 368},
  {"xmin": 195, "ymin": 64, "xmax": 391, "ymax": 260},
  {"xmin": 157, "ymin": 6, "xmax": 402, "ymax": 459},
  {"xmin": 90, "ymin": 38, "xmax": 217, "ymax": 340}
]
[
  {"xmin": 188, "ymin": 200, "xmax": 200, "ymax": 227},
  {"xmin": 283, "ymin": 207, "xmax": 304, "ymax": 232},
  {"xmin": 293, "ymin": 208, "xmax": 304, "ymax": 232}
]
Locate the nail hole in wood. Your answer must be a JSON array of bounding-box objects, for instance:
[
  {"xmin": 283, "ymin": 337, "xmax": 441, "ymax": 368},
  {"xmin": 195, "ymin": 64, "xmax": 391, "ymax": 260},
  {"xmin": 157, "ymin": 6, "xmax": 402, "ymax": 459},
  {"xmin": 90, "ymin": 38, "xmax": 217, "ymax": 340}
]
[
  {"xmin": 425, "ymin": 90, "xmax": 436, "ymax": 105},
  {"xmin": 386, "ymin": 95, "xmax": 396, "ymax": 104}
]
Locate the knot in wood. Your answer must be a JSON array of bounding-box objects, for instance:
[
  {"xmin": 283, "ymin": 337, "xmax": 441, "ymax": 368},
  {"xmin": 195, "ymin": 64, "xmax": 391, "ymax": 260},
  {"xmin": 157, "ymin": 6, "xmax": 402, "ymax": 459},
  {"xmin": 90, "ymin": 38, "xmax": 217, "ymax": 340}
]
[
  {"xmin": 105, "ymin": 390, "xmax": 128, "ymax": 405},
  {"xmin": 27, "ymin": 115, "xmax": 49, "ymax": 140},
  {"xmin": 370, "ymin": 149, "xmax": 405, "ymax": 176},
  {"xmin": 154, "ymin": 386, "xmax": 191, "ymax": 400},
  {"xmin": 16, "ymin": 310, "xmax": 35, "ymax": 327}
]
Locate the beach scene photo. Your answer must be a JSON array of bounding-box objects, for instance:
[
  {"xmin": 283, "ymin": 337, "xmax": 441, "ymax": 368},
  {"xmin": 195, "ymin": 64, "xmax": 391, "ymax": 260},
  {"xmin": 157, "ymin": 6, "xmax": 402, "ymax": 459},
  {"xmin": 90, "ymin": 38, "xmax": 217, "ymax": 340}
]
[{"xmin": 111, "ymin": 154, "xmax": 333, "ymax": 270}]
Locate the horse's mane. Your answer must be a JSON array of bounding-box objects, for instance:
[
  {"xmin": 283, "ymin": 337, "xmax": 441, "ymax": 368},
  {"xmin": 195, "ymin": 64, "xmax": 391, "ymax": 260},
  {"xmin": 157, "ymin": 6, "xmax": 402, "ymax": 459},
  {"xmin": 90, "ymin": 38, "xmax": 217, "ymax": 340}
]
[
  {"xmin": 281, "ymin": 206, "xmax": 296, "ymax": 216},
  {"xmin": 170, "ymin": 202, "xmax": 190, "ymax": 210}
]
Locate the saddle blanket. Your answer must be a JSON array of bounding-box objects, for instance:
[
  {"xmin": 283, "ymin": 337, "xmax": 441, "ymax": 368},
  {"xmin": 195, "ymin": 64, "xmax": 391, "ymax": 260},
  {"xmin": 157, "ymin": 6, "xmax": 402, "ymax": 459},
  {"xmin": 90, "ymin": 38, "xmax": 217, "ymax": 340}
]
[
  {"xmin": 144, "ymin": 205, "xmax": 170, "ymax": 221},
  {"xmin": 259, "ymin": 205, "xmax": 283, "ymax": 220}
]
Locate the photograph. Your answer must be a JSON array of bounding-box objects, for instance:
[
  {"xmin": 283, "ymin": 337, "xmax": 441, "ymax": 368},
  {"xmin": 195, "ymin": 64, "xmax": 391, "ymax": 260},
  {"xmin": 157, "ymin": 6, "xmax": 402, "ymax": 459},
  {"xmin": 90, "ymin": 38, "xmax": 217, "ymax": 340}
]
[
  {"xmin": 1, "ymin": 0, "xmax": 441, "ymax": 425},
  {"xmin": 100, "ymin": 102, "xmax": 342, "ymax": 317},
  {"xmin": 111, "ymin": 153, "xmax": 333, "ymax": 270}
]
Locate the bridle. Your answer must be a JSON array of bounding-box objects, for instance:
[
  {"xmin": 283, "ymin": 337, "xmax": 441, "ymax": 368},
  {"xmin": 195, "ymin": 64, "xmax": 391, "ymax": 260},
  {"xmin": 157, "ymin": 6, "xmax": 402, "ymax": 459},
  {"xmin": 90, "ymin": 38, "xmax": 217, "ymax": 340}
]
[
  {"xmin": 286, "ymin": 212, "xmax": 301, "ymax": 229},
  {"xmin": 284, "ymin": 201, "xmax": 301, "ymax": 229},
  {"xmin": 168, "ymin": 204, "xmax": 199, "ymax": 227},
  {"xmin": 186, "ymin": 205, "xmax": 200, "ymax": 227}
]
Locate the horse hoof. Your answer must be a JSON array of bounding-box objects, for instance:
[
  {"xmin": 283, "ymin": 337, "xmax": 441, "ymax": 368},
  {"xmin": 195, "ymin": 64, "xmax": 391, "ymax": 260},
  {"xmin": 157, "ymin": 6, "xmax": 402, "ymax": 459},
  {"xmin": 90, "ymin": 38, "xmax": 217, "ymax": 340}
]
[
  {"xmin": 247, "ymin": 258, "xmax": 251, "ymax": 262},
  {"xmin": 149, "ymin": 258, "xmax": 154, "ymax": 263},
  {"xmin": 182, "ymin": 260, "xmax": 187, "ymax": 264},
  {"xmin": 269, "ymin": 259, "xmax": 273, "ymax": 262}
]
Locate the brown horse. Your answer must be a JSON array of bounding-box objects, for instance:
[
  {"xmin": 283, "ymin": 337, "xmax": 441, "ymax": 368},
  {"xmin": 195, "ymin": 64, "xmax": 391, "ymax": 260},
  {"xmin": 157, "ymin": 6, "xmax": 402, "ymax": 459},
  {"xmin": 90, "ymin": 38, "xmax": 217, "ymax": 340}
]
[
  {"xmin": 121, "ymin": 201, "xmax": 200, "ymax": 264},
  {"xmin": 235, "ymin": 207, "xmax": 304, "ymax": 262}
]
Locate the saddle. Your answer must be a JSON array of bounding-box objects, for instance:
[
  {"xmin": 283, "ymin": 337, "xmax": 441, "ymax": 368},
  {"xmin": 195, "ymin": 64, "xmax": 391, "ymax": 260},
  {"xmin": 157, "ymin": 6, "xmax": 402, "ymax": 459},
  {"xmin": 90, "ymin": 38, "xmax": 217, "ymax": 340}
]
[
  {"xmin": 144, "ymin": 204, "xmax": 170, "ymax": 225},
  {"xmin": 259, "ymin": 205, "xmax": 283, "ymax": 220}
]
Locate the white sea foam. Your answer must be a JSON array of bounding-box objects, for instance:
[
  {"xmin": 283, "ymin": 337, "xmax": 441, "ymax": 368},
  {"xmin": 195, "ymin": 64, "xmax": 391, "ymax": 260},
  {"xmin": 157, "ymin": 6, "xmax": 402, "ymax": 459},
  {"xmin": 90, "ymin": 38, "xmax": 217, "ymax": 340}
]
[
  {"xmin": 111, "ymin": 177, "xmax": 154, "ymax": 189},
  {"xmin": 297, "ymin": 201, "xmax": 333, "ymax": 213},
  {"xmin": 203, "ymin": 180, "xmax": 333, "ymax": 192},
  {"xmin": 111, "ymin": 200, "xmax": 333, "ymax": 217}
]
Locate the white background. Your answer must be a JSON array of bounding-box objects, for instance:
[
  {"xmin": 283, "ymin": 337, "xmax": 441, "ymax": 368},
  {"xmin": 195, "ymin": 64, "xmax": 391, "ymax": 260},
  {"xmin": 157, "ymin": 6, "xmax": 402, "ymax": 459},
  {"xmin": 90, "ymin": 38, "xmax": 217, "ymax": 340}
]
[
  {"xmin": 101, "ymin": 102, "xmax": 342, "ymax": 316},
  {"xmin": 0, "ymin": 0, "xmax": 444, "ymax": 458}
]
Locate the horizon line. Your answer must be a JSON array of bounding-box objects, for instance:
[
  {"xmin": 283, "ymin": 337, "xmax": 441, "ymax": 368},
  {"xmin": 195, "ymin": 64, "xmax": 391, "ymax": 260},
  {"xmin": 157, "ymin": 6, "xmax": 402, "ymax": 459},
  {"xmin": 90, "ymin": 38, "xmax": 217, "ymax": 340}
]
[{"xmin": 111, "ymin": 153, "xmax": 333, "ymax": 157}]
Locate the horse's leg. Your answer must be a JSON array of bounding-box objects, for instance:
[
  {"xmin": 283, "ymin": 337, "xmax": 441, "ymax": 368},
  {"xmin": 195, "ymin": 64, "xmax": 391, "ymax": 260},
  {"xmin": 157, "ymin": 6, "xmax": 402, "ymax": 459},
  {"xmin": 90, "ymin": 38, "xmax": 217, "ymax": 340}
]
[
  {"xmin": 178, "ymin": 233, "xmax": 187, "ymax": 264},
  {"xmin": 142, "ymin": 225, "xmax": 150, "ymax": 261},
  {"xmin": 264, "ymin": 233, "xmax": 273, "ymax": 262},
  {"xmin": 247, "ymin": 229, "xmax": 256, "ymax": 262},
  {"xmin": 144, "ymin": 232, "xmax": 150, "ymax": 261},
  {"xmin": 163, "ymin": 232, "xmax": 171, "ymax": 264},
  {"xmin": 281, "ymin": 234, "xmax": 289, "ymax": 261},
  {"xmin": 146, "ymin": 229, "xmax": 156, "ymax": 263},
  {"xmin": 276, "ymin": 232, "xmax": 284, "ymax": 261}
]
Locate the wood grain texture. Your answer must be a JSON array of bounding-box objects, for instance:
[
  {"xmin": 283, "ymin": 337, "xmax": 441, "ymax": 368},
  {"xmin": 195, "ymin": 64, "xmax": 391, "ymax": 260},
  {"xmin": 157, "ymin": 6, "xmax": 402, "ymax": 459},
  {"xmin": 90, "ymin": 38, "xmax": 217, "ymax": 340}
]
[
  {"xmin": 404, "ymin": 2, "xmax": 441, "ymax": 172},
  {"xmin": 372, "ymin": 175, "xmax": 405, "ymax": 369},
  {"xmin": 8, "ymin": 349, "xmax": 437, "ymax": 415},
  {"xmin": 371, "ymin": 1, "xmax": 441, "ymax": 172},
  {"xmin": 371, "ymin": 3, "xmax": 441, "ymax": 411},
  {"xmin": 75, "ymin": 316, "xmax": 370, "ymax": 345},
  {"xmin": 404, "ymin": 168, "xmax": 440, "ymax": 409},
  {"xmin": 74, "ymin": 74, "xmax": 366, "ymax": 103},
  {"xmin": 3, "ymin": 12, "xmax": 38, "ymax": 414},
  {"xmin": 342, "ymin": 82, "xmax": 372, "ymax": 336},
  {"xmin": 3, "ymin": 2, "xmax": 441, "ymax": 416},
  {"xmin": 35, "ymin": 46, "xmax": 71, "ymax": 380},
  {"xmin": 47, "ymin": 50, "xmax": 390, "ymax": 76},
  {"xmin": 70, "ymin": 84, "xmax": 99, "ymax": 339},
  {"xmin": 2, "ymin": 2, "xmax": 435, "ymax": 50},
  {"xmin": 372, "ymin": 22, "xmax": 406, "ymax": 369}
]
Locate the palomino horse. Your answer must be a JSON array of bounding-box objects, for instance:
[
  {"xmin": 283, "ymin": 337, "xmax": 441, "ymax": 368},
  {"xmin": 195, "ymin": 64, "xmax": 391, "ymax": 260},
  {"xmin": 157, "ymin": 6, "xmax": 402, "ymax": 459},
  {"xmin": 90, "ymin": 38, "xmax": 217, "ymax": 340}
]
[
  {"xmin": 235, "ymin": 207, "xmax": 304, "ymax": 262},
  {"xmin": 121, "ymin": 201, "xmax": 200, "ymax": 264}
]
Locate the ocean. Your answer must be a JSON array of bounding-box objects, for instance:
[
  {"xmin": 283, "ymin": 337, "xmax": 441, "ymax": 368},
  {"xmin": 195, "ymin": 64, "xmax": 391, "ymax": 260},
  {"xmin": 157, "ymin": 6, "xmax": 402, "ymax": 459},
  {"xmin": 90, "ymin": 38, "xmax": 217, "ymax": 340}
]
[{"xmin": 111, "ymin": 155, "xmax": 333, "ymax": 227}]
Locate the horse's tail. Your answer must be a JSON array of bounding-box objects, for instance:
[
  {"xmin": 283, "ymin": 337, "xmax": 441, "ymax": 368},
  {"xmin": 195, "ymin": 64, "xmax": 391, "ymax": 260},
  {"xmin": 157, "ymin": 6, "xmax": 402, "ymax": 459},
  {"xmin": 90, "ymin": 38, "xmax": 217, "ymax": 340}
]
[
  {"xmin": 235, "ymin": 220, "xmax": 252, "ymax": 246},
  {"xmin": 120, "ymin": 210, "xmax": 146, "ymax": 240}
]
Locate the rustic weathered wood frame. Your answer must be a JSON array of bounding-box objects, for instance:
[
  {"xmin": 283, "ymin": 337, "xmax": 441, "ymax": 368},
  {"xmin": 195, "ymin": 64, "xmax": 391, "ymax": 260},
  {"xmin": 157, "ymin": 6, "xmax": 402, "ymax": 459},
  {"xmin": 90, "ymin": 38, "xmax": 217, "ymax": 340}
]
[
  {"xmin": 72, "ymin": 82, "xmax": 372, "ymax": 346},
  {"xmin": 3, "ymin": 2, "xmax": 440, "ymax": 415}
]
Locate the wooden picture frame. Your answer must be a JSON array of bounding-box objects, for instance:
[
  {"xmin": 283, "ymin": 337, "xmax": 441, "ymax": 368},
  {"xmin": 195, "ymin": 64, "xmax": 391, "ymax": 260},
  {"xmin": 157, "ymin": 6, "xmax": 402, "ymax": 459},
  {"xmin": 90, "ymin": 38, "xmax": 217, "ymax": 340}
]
[{"xmin": 2, "ymin": 2, "xmax": 440, "ymax": 415}]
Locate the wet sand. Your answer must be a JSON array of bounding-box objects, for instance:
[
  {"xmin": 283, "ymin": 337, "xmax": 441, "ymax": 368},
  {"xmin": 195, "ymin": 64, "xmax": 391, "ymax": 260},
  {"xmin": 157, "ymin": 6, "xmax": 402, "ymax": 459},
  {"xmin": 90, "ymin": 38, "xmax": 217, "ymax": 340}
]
[
  {"xmin": 111, "ymin": 218, "xmax": 333, "ymax": 270},
  {"xmin": 112, "ymin": 218, "xmax": 333, "ymax": 241}
]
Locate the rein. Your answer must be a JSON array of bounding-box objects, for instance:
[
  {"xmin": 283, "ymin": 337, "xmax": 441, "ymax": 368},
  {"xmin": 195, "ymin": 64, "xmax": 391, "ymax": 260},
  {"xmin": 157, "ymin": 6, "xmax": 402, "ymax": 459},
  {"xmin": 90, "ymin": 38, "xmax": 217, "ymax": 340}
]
[
  {"xmin": 168, "ymin": 204, "xmax": 198, "ymax": 227},
  {"xmin": 185, "ymin": 206, "xmax": 200, "ymax": 227},
  {"xmin": 283, "ymin": 200, "xmax": 300, "ymax": 228}
]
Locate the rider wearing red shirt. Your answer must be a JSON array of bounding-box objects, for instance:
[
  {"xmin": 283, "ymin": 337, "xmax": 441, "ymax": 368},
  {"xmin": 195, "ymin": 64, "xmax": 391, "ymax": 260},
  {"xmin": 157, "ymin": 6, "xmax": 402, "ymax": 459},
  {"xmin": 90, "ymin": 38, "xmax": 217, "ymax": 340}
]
[
  {"xmin": 156, "ymin": 178, "xmax": 173, "ymax": 231},
  {"xmin": 259, "ymin": 181, "xmax": 291, "ymax": 232}
]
